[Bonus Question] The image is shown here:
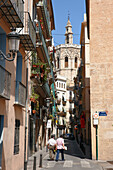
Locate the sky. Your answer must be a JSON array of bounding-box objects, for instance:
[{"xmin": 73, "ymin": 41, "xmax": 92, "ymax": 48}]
[{"xmin": 51, "ymin": 0, "xmax": 86, "ymax": 46}]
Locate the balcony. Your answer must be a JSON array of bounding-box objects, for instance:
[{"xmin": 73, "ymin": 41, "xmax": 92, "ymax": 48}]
[
  {"xmin": 36, "ymin": 20, "xmax": 50, "ymax": 65},
  {"xmin": 19, "ymin": 12, "xmax": 36, "ymax": 51},
  {"xmin": 57, "ymin": 111, "xmax": 66, "ymax": 117},
  {"xmin": 15, "ymin": 81, "xmax": 26, "ymax": 107},
  {"xmin": 69, "ymin": 97, "xmax": 73, "ymax": 103},
  {"xmin": 57, "ymin": 121, "xmax": 66, "ymax": 129},
  {"xmin": 33, "ymin": 81, "xmax": 50, "ymax": 99},
  {"xmin": 0, "ymin": 65, "xmax": 11, "ymax": 100},
  {"xmin": 0, "ymin": 0, "xmax": 24, "ymax": 28},
  {"xmin": 57, "ymin": 98, "xmax": 61, "ymax": 105},
  {"xmin": 69, "ymin": 108, "xmax": 73, "ymax": 114},
  {"xmin": 62, "ymin": 100, "xmax": 66, "ymax": 106},
  {"xmin": 37, "ymin": 0, "xmax": 51, "ymax": 38}
]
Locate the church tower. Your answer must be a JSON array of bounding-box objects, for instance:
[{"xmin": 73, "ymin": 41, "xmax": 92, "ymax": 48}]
[
  {"xmin": 65, "ymin": 16, "xmax": 73, "ymax": 44},
  {"xmin": 55, "ymin": 16, "xmax": 80, "ymax": 136}
]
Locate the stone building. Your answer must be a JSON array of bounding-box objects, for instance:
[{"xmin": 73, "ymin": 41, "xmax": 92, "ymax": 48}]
[
  {"xmin": 86, "ymin": 0, "xmax": 113, "ymax": 160},
  {"xmin": 55, "ymin": 17, "xmax": 80, "ymax": 133}
]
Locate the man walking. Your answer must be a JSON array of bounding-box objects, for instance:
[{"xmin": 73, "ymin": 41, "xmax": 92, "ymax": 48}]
[
  {"xmin": 56, "ymin": 134, "xmax": 65, "ymax": 161},
  {"xmin": 47, "ymin": 134, "xmax": 56, "ymax": 160}
]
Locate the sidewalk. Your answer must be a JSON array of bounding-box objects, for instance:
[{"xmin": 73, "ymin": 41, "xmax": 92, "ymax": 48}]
[
  {"xmin": 25, "ymin": 142, "xmax": 113, "ymax": 170},
  {"xmin": 26, "ymin": 147, "xmax": 48, "ymax": 170},
  {"xmin": 76, "ymin": 140, "xmax": 113, "ymax": 170}
]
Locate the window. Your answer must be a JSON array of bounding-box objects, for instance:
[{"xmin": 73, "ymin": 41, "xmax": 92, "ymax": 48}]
[
  {"xmin": 70, "ymin": 91, "xmax": 72, "ymax": 97},
  {"xmin": 57, "ymin": 57, "xmax": 59, "ymax": 69},
  {"xmin": 75, "ymin": 57, "xmax": 77, "ymax": 68},
  {"xmin": 64, "ymin": 84, "xmax": 65, "ymax": 89},
  {"xmin": 59, "ymin": 83, "xmax": 60, "ymax": 88},
  {"xmin": 65, "ymin": 57, "xmax": 68, "ymax": 68},
  {"xmin": 62, "ymin": 83, "xmax": 63, "ymax": 88},
  {"xmin": 57, "ymin": 82, "xmax": 58, "ymax": 87},
  {"xmin": 67, "ymin": 35, "xmax": 69, "ymax": 44},
  {"xmin": 14, "ymin": 119, "xmax": 20, "ymax": 154}
]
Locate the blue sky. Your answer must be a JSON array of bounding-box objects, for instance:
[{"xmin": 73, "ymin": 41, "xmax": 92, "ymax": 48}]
[{"xmin": 51, "ymin": 0, "xmax": 86, "ymax": 46}]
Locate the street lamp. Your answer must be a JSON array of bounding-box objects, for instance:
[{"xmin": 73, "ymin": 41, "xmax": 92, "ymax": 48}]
[{"xmin": 0, "ymin": 28, "xmax": 20, "ymax": 61}]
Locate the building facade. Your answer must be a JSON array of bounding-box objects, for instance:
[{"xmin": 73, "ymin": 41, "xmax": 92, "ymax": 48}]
[
  {"xmin": 74, "ymin": 14, "xmax": 91, "ymax": 157},
  {"xmin": 56, "ymin": 75, "xmax": 67, "ymax": 136},
  {"xmin": 0, "ymin": 0, "xmax": 56, "ymax": 169},
  {"xmin": 86, "ymin": 0, "xmax": 113, "ymax": 160}
]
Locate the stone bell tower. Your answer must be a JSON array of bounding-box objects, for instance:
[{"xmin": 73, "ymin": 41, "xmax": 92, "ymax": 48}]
[{"xmin": 65, "ymin": 16, "xmax": 73, "ymax": 44}]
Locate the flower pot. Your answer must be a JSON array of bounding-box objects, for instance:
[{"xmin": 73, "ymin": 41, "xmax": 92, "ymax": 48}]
[{"xmin": 32, "ymin": 110, "xmax": 36, "ymax": 114}]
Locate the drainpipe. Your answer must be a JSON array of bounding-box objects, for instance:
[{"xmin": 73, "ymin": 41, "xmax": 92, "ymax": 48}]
[{"xmin": 24, "ymin": 59, "xmax": 28, "ymax": 170}]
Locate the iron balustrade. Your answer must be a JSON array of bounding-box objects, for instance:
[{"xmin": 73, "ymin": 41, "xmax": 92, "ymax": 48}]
[
  {"xmin": 19, "ymin": 12, "xmax": 36, "ymax": 51},
  {"xmin": 42, "ymin": 82, "xmax": 50, "ymax": 97},
  {"xmin": 12, "ymin": 0, "xmax": 24, "ymax": 25},
  {"xmin": 15, "ymin": 81, "xmax": 26, "ymax": 107},
  {"xmin": 36, "ymin": 20, "xmax": 50, "ymax": 65},
  {"xmin": 37, "ymin": 0, "xmax": 51, "ymax": 36},
  {"xmin": 0, "ymin": 65, "xmax": 11, "ymax": 100},
  {"xmin": 0, "ymin": 0, "xmax": 24, "ymax": 28}
]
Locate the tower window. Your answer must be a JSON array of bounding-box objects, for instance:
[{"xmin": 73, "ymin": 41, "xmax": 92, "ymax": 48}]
[
  {"xmin": 57, "ymin": 57, "xmax": 59, "ymax": 69},
  {"xmin": 75, "ymin": 57, "xmax": 77, "ymax": 68},
  {"xmin": 67, "ymin": 35, "xmax": 69, "ymax": 44},
  {"xmin": 65, "ymin": 57, "xmax": 68, "ymax": 68}
]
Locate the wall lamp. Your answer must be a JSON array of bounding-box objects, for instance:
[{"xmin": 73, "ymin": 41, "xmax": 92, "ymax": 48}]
[{"xmin": 0, "ymin": 28, "xmax": 20, "ymax": 61}]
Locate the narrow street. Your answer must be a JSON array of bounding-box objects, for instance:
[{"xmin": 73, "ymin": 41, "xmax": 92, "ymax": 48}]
[{"xmin": 27, "ymin": 139, "xmax": 103, "ymax": 170}]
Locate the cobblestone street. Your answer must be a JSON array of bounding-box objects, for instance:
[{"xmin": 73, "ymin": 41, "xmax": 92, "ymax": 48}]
[{"xmin": 26, "ymin": 139, "xmax": 113, "ymax": 170}]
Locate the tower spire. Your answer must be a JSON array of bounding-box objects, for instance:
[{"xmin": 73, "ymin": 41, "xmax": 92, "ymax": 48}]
[
  {"xmin": 65, "ymin": 12, "xmax": 73, "ymax": 44},
  {"xmin": 68, "ymin": 11, "xmax": 70, "ymax": 20}
]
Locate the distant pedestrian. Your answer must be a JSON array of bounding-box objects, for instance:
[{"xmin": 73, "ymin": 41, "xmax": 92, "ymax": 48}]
[
  {"xmin": 55, "ymin": 134, "xmax": 65, "ymax": 162},
  {"xmin": 47, "ymin": 134, "xmax": 56, "ymax": 160}
]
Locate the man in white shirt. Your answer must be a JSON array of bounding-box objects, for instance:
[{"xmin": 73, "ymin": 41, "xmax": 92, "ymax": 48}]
[{"xmin": 47, "ymin": 135, "xmax": 56, "ymax": 160}]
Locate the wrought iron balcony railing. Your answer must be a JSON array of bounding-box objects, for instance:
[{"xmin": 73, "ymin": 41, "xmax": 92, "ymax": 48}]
[
  {"xmin": 36, "ymin": 20, "xmax": 50, "ymax": 66},
  {"xmin": 37, "ymin": 0, "xmax": 51, "ymax": 38},
  {"xmin": 69, "ymin": 108, "xmax": 73, "ymax": 114},
  {"xmin": 62, "ymin": 100, "xmax": 66, "ymax": 106},
  {"xmin": 57, "ymin": 98, "xmax": 61, "ymax": 105},
  {"xmin": 19, "ymin": 12, "xmax": 36, "ymax": 51},
  {"xmin": 0, "ymin": 0, "xmax": 24, "ymax": 28},
  {"xmin": 0, "ymin": 65, "xmax": 11, "ymax": 100},
  {"xmin": 69, "ymin": 97, "xmax": 73, "ymax": 103},
  {"xmin": 15, "ymin": 81, "xmax": 26, "ymax": 107}
]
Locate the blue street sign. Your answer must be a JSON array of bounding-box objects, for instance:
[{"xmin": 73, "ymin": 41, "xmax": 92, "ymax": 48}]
[{"xmin": 99, "ymin": 111, "xmax": 107, "ymax": 116}]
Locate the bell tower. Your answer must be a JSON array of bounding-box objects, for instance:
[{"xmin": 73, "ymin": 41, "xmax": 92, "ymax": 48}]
[{"xmin": 65, "ymin": 14, "xmax": 73, "ymax": 44}]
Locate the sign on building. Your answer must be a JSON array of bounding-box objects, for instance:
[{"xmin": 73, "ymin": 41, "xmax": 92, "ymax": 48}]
[
  {"xmin": 93, "ymin": 112, "xmax": 99, "ymax": 125},
  {"xmin": 47, "ymin": 119, "xmax": 51, "ymax": 128}
]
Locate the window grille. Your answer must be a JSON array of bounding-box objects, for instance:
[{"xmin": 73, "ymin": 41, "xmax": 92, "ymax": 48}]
[{"xmin": 14, "ymin": 119, "xmax": 20, "ymax": 155}]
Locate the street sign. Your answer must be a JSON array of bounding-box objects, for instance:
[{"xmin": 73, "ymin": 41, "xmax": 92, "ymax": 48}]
[
  {"xmin": 93, "ymin": 118, "xmax": 98, "ymax": 125},
  {"xmin": 93, "ymin": 112, "xmax": 99, "ymax": 125},
  {"xmin": 93, "ymin": 112, "xmax": 99, "ymax": 119},
  {"xmin": 99, "ymin": 111, "xmax": 107, "ymax": 116}
]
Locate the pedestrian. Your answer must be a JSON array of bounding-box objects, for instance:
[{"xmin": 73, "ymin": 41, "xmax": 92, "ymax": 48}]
[
  {"xmin": 55, "ymin": 134, "xmax": 65, "ymax": 162},
  {"xmin": 47, "ymin": 134, "xmax": 56, "ymax": 160}
]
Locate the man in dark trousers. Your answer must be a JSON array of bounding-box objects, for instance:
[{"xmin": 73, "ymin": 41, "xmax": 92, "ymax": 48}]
[{"xmin": 56, "ymin": 135, "xmax": 65, "ymax": 161}]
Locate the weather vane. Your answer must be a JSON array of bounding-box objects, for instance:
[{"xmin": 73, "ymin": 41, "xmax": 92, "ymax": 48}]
[{"xmin": 68, "ymin": 11, "xmax": 70, "ymax": 20}]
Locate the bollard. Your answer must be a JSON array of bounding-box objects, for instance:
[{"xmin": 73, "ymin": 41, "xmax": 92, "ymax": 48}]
[
  {"xmin": 24, "ymin": 161, "xmax": 27, "ymax": 170},
  {"xmin": 46, "ymin": 145, "xmax": 48, "ymax": 152},
  {"xmin": 33, "ymin": 156, "xmax": 36, "ymax": 170},
  {"xmin": 39, "ymin": 154, "xmax": 42, "ymax": 168}
]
